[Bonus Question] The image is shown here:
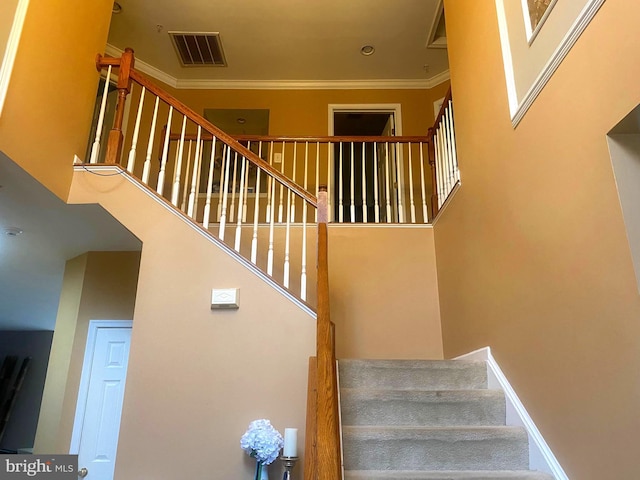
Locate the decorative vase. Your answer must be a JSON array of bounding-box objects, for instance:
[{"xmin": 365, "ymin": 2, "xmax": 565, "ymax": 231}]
[{"xmin": 254, "ymin": 461, "xmax": 269, "ymax": 480}]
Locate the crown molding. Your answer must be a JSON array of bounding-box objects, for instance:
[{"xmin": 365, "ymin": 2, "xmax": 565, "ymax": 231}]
[{"xmin": 105, "ymin": 43, "xmax": 450, "ymax": 90}]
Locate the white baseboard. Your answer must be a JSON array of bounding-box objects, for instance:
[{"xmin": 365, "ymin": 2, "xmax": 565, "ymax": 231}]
[{"xmin": 455, "ymin": 347, "xmax": 568, "ymax": 480}]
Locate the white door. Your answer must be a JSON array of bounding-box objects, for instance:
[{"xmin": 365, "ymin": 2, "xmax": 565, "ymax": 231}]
[{"xmin": 70, "ymin": 321, "xmax": 132, "ymax": 480}]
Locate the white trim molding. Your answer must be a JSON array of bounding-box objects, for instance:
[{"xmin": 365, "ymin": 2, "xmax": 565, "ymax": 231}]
[
  {"xmin": 495, "ymin": 0, "xmax": 605, "ymax": 128},
  {"xmin": 0, "ymin": 0, "xmax": 29, "ymax": 118},
  {"xmin": 455, "ymin": 347, "xmax": 569, "ymax": 480},
  {"xmin": 105, "ymin": 43, "xmax": 450, "ymax": 91}
]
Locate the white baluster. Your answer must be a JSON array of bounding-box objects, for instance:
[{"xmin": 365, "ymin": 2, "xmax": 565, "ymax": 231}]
[
  {"xmin": 229, "ymin": 152, "xmax": 238, "ymax": 223},
  {"xmin": 350, "ymin": 142, "xmax": 356, "ymax": 223},
  {"xmin": 90, "ymin": 65, "xmax": 112, "ymax": 164},
  {"xmin": 181, "ymin": 140, "xmax": 193, "ymax": 211},
  {"xmin": 302, "ymin": 141, "xmax": 309, "ymax": 222},
  {"xmin": 188, "ymin": 127, "xmax": 202, "ymax": 218},
  {"xmin": 242, "ymin": 141, "xmax": 250, "ymax": 223},
  {"xmin": 419, "ymin": 142, "xmax": 428, "ymax": 223},
  {"xmin": 235, "ymin": 156, "xmax": 247, "ymax": 252},
  {"xmin": 373, "ymin": 142, "xmax": 380, "ymax": 223},
  {"xmin": 251, "ymin": 147, "xmax": 262, "ymax": 264},
  {"xmin": 127, "ymin": 86, "xmax": 145, "ymax": 173},
  {"xmin": 361, "ymin": 142, "xmax": 367, "ymax": 223},
  {"xmin": 203, "ymin": 136, "xmax": 218, "ymax": 229},
  {"xmin": 408, "ymin": 143, "xmax": 416, "ymax": 223},
  {"xmin": 395, "ymin": 142, "xmax": 404, "ymax": 223},
  {"xmin": 219, "ymin": 146, "xmax": 232, "ymax": 241},
  {"xmin": 278, "ymin": 142, "xmax": 285, "ymax": 223},
  {"xmin": 437, "ymin": 128, "xmax": 446, "ymax": 207},
  {"xmin": 284, "ymin": 189, "xmax": 291, "ymax": 288},
  {"xmin": 447, "ymin": 102, "xmax": 459, "ymax": 183},
  {"xmin": 290, "ymin": 142, "xmax": 297, "ymax": 222},
  {"xmin": 266, "ymin": 141, "xmax": 274, "ymax": 222},
  {"xmin": 267, "ymin": 178, "xmax": 276, "ymax": 276},
  {"xmin": 301, "ymin": 197, "xmax": 308, "ymax": 301},
  {"xmin": 327, "ymin": 142, "xmax": 333, "ymax": 222},
  {"xmin": 315, "ymin": 142, "xmax": 320, "ymax": 222},
  {"xmin": 193, "ymin": 139, "xmax": 204, "ymax": 219},
  {"xmin": 442, "ymin": 124, "xmax": 451, "ymax": 199},
  {"xmin": 170, "ymin": 115, "xmax": 187, "ymax": 206},
  {"xmin": 338, "ymin": 142, "xmax": 344, "ymax": 223},
  {"xmin": 217, "ymin": 145, "xmax": 226, "ymax": 221},
  {"xmin": 142, "ymin": 96, "xmax": 159, "ymax": 184},
  {"xmin": 384, "ymin": 142, "xmax": 392, "ymax": 222},
  {"xmin": 157, "ymin": 106, "xmax": 173, "ymax": 196}
]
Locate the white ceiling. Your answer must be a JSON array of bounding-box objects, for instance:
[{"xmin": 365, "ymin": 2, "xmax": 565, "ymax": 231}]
[
  {"xmin": 0, "ymin": 154, "xmax": 141, "ymax": 331},
  {"xmin": 107, "ymin": 0, "xmax": 449, "ymax": 86}
]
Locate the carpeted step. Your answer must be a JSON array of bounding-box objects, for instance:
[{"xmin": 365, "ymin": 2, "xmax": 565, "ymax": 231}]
[
  {"xmin": 340, "ymin": 389, "xmax": 505, "ymax": 427},
  {"xmin": 344, "ymin": 471, "xmax": 555, "ymax": 480},
  {"xmin": 339, "ymin": 360, "xmax": 487, "ymax": 391},
  {"xmin": 342, "ymin": 426, "xmax": 529, "ymax": 471}
]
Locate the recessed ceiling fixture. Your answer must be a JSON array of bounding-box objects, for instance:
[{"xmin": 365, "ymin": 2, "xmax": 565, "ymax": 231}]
[
  {"xmin": 112, "ymin": 2, "xmax": 122, "ymax": 14},
  {"xmin": 360, "ymin": 45, "xmax": 375, "ymax": 56},
  {"xmin": 4, "ymin": 227, "xmax": 23, "ymax": 237}
]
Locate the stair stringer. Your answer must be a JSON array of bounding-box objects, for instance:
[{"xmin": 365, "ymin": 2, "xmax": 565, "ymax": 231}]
[
  {"xmin": 455, "ymin": 347, "xmax": 568, "ymax": 480},
  {"xmin": 70, "ymin": 164, "xmax": 315, "ymax": 316}
]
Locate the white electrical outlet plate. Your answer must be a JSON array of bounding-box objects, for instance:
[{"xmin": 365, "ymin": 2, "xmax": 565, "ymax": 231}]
[
  {"xmin": 274, "ymin": 153, "xmax": 282, "ymax": 163},
  {"xmin": 211, "ymin": 288, "xmax": 240, "ymax": 309}
]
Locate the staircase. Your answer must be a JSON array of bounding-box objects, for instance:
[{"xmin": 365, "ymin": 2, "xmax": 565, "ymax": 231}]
[{"xmin": 338, "ymin": 359, "xmax": 554, "ymax": 480}]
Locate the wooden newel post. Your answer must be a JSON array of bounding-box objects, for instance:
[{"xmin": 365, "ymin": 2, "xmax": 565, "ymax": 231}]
[
  {"xmin": 318, "ymin": 185, "xmax": 328, "ymax": 224},
  {"xmin": 427, "ymin": 127, "xmax": 439, "ymax": 219},
  {"xmin": 315, "ymin": 185, "xmax": 342, "ymax": 480},
  {"xmin": 105, "ymin": 48, "xmax": 135, "ymax": 164}
]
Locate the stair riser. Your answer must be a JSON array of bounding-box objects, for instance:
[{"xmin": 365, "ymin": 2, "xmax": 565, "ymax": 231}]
[
  {"xmin": 344, "ymin": 473, "xmax": 555, "ymax": 480},
  {"xmin": 339, "ymin": 362, "xmax": 488, "ymax": 391},
  {"xmin": 341, "ymin": 392, "xmax": 506, "ymax": 427},
  {"xmin": 342, "ymin": 432, "xmax": 528, "ymax": 471}
]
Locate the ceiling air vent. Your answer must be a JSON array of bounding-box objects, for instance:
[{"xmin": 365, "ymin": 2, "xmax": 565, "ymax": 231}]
[{"xmin": 169, "ymin": 32, "xmax": 227, "ymax": 67}]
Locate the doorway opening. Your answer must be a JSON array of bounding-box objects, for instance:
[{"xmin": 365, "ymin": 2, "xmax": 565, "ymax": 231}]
[{"xmin": 328, "ymin": 104, "xmax": 403, "ymax": 223}]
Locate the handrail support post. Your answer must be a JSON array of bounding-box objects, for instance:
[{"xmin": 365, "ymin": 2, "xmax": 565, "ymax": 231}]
[{"xmin": 105, "ymin": 48, "xmax": 135, "ymax": 164}]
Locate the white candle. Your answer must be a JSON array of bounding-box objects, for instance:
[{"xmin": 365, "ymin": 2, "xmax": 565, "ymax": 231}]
[{"xmin": 283, "ymin": 428, "xmax": 298, "ymax": 457}]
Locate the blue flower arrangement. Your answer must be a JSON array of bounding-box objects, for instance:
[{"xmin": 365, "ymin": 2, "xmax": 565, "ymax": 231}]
[{"xmin": 241, "ymin": 419, "xmax": 284, "ymax": 480}]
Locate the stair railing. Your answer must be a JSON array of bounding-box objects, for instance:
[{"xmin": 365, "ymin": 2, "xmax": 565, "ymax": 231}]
[
  {"xmin": 90, "ymin": 49, "xmax": 317, "ymax": 305},
  {"xmin": 428, "ymin": 88, "xmax": 460, "ymax": 218}
]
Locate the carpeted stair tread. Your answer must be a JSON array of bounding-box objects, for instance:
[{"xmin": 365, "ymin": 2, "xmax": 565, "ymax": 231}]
[
  {"xmin": 344, "ymin": 470, "xmax": 555, "ymax": 480},
  {"xmin": 339, "ymin": 360, "xmax": 488, "ymax": 390},
  {"xmin": 340, "ymin": 389, "xmax": 505, "ymax": 427},
  {"xmin": 342, "ymin": 426, "xmax": 529, "ymax": 471}
]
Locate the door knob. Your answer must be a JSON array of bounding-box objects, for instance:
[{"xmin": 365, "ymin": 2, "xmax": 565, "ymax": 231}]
[{"xmin": 78, "ymin": 467, "xmax": 88, "ymax": 478}]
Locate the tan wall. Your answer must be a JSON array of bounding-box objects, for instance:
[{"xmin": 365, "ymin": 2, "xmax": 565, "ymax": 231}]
[
  {"xmin": 329, "ymin": 225, "xmax": 443, "ymax": 359},
  {"xmin": 0, "ymin": 0, "xmax": 112, "ymax": 200},
  {"xmin": 34, "ymin": 251, "xmax": 140, "ymax": 454},
  {"xmin": 68, "ymin": 171, "xmax": 316, "ymax": 479},
  {"xmin": 163, "ymin": 83, "xmax": 450, "ymax": 136},
  {"xmin": 0, "ymin": 0, "xmax": 19, "ymax": 65},
  {"xmin": 437, "ymin": 1, "xmax": 640, "ymax": 478}
]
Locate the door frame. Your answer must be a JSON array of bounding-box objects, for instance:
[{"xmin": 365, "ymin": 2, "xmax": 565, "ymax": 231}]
[
  {"xmin": 69, "ymin": 319, "xmax": 133, "ymax": 454},
  {"xmin": 327, "ymin": 104, "xmax": 404, "ymax": 222}
]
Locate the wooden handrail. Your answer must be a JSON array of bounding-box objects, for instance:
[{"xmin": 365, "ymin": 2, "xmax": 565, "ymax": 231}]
[
  {"xmin": 232, "ymin": 134, "xmax": 430, "ymax": 144},
  {"xmin": 95, "ymin": 53, "xmax": 317, "ymax": 208},
  {"xmin": 128, "ymin": 70, "xmax": 317, "ymax": 207},
  {"xmin": 164, "ymin": 132, "xmax": 430, "ymax": 144},
  {"xmin": 315, "ymin": 186, "xmax": 342, "ymax": 480},
  {"xmin": 433, "ymin": 88, "xmax": 453, "ymax": 131}
]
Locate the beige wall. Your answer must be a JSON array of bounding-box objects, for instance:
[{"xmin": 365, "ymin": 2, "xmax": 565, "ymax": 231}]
[
  {"xmin": 68, "ymin": 171, "xmax": 316, "ymax": 479},
  {"xmin": 0, "ymin": 0, "xmax": 19, "ymax": 66},
  {"xmin": 35, "ymin": 251, "xmax": 140, "ymax": 454},
  {"xmin": 0, "ymin": 0, "xmax": 112, "ymax": 200},
  {"xmin": 329, "ymin": 225, "xmax": 443, "ymax": 359},
  {"xmin": 437, "ymin": 1, "xmax": 640, "ymax": 478},
  {"xmin": 162, "ymin": 83, "xmax": 450, "ymax": 136}
]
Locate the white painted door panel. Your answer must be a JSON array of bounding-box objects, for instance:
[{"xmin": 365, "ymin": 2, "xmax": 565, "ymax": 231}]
[{"xmin": 77, "ymin": 326, "xmax": 131, "ymax": 480}]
